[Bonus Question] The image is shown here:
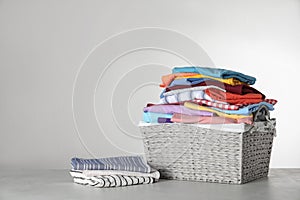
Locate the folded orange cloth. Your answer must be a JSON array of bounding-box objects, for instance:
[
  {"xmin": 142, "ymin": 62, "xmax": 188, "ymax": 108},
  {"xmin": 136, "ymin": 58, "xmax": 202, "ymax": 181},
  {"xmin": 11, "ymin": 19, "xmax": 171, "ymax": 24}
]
[
  {"xmin": 205, "ymin": 88, "xmax": 264, "ymax": 104},
  {"xmin": 159, "ymin": 73, "xmax": 199, "ymax": 87}
]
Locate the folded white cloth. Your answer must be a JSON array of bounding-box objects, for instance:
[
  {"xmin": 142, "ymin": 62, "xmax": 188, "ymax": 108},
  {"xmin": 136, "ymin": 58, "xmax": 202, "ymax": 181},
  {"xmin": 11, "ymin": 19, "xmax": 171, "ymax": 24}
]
[
  {"xmin": 163, "ymin": 85, "xmax": 225, "ymax": 96},
  {"xmin": 82, "ymin": 169, "xmax": 160, "ymax": 179},
  {"xmin": 160, "ymin": 90, "xmax": 214, "ymax": 104}
]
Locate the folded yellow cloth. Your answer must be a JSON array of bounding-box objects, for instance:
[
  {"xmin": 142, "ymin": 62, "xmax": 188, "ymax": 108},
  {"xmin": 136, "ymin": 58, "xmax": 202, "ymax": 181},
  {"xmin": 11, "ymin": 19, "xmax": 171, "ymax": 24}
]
[
  {"xmin": 184, "ymin": 102, "xmax": 253, "ymax": 119},
  {"xmin": 175, "ymin": 74, "xmax": 245, "ymax": 86}
]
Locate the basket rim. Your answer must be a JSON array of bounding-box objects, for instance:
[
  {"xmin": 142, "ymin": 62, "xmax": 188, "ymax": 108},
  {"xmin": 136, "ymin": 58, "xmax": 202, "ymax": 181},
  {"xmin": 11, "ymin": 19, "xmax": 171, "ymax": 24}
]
[{"xmin": 138, "ymin": 119, "xmax": 276, "ymax": 133}]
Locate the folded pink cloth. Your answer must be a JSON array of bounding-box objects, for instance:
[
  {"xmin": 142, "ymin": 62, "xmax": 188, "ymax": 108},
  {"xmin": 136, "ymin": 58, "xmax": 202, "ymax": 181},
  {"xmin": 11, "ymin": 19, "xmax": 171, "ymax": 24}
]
[
  {"xmin": 143, "ymin": 105, "xmax": 213, "ymax": 116},
  {"xmin": 171, "ymin": 113, "xmax": 253, "ymax": 124}
]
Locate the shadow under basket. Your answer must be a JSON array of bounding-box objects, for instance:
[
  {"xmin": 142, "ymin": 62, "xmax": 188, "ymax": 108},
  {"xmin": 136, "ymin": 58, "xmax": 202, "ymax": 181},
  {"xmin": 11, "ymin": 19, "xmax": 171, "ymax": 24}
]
[{"xmin": 139, "ymin": 107, "xmax": 276, "ymax": 184}]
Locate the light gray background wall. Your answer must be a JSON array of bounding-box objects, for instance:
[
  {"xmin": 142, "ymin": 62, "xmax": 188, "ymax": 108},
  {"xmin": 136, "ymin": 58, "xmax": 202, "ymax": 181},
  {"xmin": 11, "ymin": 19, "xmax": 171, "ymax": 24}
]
[{"xmin": 1, "ymin": 0, "xmax": 299, "ymax": 169}]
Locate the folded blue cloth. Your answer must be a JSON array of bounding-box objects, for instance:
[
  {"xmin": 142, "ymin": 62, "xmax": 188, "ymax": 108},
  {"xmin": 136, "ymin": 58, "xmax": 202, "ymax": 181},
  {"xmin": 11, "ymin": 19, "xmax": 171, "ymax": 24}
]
[
  {"xmin": 172, "ymin": 66, "xmax": 256, "ymax": 85},
  {"xmin": 186, "ymin": 78, "xmax": 210, "ymax": 85},
  {"xmin": 211, "ymin": 102, "xmax": 274, "ymax": 115},
  {"xmin": 169, "ymin": 78, "xmax": 208, "ymax": 87},
  {"xmin": 143, "ymin": 112, "xmax": 173, "ymax": 123},
  {"xmin": 71, "ymin": 155, "xmax": 151, "ymax": 173},
  {"xmin": 169, "ymin": 78, "xmax": 193, "ymax": 86}
]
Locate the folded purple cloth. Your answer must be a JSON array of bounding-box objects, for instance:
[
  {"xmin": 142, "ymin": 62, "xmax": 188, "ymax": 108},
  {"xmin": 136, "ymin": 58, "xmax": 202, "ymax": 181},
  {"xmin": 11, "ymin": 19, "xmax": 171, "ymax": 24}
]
[
  {"xmin": 143, "ymin": 105, "xmax": 213, "ymax": 116},
  {"xmin": 157, "ymin": 117, "xmax": 173, "ymax": 123}
]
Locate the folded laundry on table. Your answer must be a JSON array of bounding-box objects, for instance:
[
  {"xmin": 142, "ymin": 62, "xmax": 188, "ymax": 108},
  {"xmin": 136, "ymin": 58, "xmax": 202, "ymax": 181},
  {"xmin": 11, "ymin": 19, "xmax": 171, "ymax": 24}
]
[
  {"xmin": 70, "ymin": 155, "xmax": 159, "ymax": 188},
  {"xmin": 71, "ymin": 155, "xmax": 151, "ymax": 173}
]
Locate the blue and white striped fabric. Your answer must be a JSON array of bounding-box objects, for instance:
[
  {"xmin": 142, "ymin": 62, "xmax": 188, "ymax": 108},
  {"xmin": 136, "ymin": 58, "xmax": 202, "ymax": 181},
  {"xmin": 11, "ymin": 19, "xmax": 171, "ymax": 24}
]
[{"xmin": 71, "ymin": 156, "xmax": 151, "ymax": 173}]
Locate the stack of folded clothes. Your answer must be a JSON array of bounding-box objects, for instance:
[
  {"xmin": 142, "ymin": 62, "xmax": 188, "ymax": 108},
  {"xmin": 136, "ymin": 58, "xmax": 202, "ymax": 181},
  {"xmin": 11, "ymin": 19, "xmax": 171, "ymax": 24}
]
[
  {"xmin": 70, "ymin": 155, "xmax": 160, "ymax": 188},
  {"xmin": 143, "ymin": 66, "xmax": 277, "ymax": 124}
]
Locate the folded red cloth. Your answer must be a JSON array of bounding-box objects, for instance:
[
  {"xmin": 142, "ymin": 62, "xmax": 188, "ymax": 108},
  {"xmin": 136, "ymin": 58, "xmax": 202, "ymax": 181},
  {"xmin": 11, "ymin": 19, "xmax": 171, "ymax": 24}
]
[
  {"xmin": 166, "ymin": 79, "xmax": 265, "ymax": 98},
  {"xmin": 205, "ymin": 88, "xmax": 264, "ymax": 104},
  {"xmin": 235, "ymin": 99, "xmax": 278, "ymax": 107}
]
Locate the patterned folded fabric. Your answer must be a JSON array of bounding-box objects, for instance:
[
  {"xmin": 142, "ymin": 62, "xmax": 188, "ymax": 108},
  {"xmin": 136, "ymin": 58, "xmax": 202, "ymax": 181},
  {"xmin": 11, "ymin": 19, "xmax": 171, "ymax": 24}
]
[
  {"xmin": 211, "ymin": 101, "xmax": 274, "ymax": 115},
  {"xmin": 172, "ymin": 66, "xmax": 256, "ymax": 85},
  {"xmin": 198, "ymin": 98, "xmax": 277, "ymax": 108},
  {"xmin": 71, "ymin": 156, "xmax": 151, "ymax": 173},
  {"xmin": 192, "ymin": 99, "xmax": 240, "ymax": 110},
  {"xmin": 70, "ymin": 170, "xmax": 159, "ymax": 188}
]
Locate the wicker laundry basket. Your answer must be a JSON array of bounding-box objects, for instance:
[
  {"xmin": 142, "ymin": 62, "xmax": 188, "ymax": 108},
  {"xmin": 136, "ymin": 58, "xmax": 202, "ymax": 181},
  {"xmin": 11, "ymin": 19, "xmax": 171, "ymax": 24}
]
[{"xmin": 139, "ymin": 106, "xmax": 276, "ymax": 184}]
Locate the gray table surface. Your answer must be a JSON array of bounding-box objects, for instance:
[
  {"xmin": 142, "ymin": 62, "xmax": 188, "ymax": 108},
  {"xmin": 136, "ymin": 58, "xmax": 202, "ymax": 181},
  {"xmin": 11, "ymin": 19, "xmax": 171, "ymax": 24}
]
[{"xmin": 1, "ymin": 169, "xmax": 299, "ymax": 200}]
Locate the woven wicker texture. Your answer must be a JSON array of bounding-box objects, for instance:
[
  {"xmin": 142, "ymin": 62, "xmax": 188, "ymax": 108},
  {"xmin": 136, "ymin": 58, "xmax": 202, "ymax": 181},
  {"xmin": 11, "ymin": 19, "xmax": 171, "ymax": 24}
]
[{"xmin": 140, "ymin": 121, "xmax": 275, "ymax": 184}]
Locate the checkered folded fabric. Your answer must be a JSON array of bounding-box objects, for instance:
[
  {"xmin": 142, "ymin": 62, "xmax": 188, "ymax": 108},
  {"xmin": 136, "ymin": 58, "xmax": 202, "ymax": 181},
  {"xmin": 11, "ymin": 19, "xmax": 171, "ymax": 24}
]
[{"xmin": 193, "ymin": 98, "xmax": 277, "ymax": 110}]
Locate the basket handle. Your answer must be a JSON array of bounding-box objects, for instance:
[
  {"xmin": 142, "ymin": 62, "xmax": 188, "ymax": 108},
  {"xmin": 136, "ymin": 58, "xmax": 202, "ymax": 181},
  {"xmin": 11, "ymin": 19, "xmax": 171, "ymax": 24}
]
[
  {"xmin": 249, "ymin": 105, "xmax": 276, "ymax": 136},
  {"xmin": 253, "ymin": 105, "xmax": 270, "ymax": 122}
]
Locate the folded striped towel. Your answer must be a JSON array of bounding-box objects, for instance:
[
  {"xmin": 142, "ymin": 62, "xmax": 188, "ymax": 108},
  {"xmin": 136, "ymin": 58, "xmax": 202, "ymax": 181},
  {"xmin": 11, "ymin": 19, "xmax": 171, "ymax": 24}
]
[
  {"xmin": 71, "ymin": 155, "xmax": 151, "ymax": 173},
  {"xmin": 70, "ymin": 170, "xmax": 159, "ymax": 188}
]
